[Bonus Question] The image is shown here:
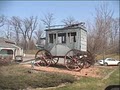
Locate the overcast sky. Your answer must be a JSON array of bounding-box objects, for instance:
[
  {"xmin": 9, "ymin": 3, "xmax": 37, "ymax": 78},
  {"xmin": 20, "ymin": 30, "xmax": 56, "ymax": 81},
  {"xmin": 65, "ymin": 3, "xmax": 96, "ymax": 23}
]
[{"xmin": 0, "ymin": 1, "xmax": 119, "ymax": 25}]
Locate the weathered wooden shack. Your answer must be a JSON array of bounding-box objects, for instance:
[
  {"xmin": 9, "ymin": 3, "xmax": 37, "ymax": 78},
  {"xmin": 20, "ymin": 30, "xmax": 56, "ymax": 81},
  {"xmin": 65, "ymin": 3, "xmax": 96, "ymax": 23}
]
[{"xmin": 44, "ymin": 23, "xmax": 87, "ymax": 56}]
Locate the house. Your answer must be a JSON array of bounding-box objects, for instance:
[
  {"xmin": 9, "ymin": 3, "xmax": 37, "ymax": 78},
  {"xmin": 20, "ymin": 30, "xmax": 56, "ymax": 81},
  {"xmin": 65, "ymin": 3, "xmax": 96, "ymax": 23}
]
[{"xmin": 0, "ymin": 37, "xmax": 23, "ymax": 60}]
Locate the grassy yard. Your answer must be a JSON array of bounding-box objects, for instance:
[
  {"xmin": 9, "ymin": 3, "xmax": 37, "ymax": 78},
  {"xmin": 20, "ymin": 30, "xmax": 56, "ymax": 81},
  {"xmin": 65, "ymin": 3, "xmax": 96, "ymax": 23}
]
[
  {"xmin": 0, "ymin": 64, "xmax": 119, "ymax": 90},
  {"xmin": 48, "ymin": 67, "xmax": 120, "ymax": 90},
  {"xmin": 0, "ymin": 64, "xmax": 76, "ymax": 90}
]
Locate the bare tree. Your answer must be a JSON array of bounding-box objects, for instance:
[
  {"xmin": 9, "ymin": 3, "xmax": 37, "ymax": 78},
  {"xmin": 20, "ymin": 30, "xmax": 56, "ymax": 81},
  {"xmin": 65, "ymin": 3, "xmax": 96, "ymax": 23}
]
[
  {"xmin": 9, "ymin": 16, "xmax": 21, "ymax": 45},
  {"xmin": 13, "ymin": 17, "xmax": 30, "ymax": 50},
  {"xmin": 0, "ymin": 15, "xmax": 5, "ymax": 27},
  {"xmin": 9, "ymin": 16, "xmax": 31, "ymax": 49},
  {"xmin": 34, "ymin": 25, "xmax": 43, "ymax": 45},
  {"xmin": 87, "ymin": 3, "xmax": 114, "ymax": 56},
  {"xmin": 41, "ymin": 13, "xmax": 54, "ymax": 29},
  {"xmin": 3, "ymin": 24, "xmax": 12, "ymax": 39},
  {"xmin": 62, "ymin": 16, "xmax": 78, "ymax": 26},
  {"xmin": 108, "ymin": 18, "xmax": 119, "ymax": 54},
  {"xmin": 109, "ymin": 18, "xmax": 119, "ymax": 45},
  {"xmin": 27, "ymin": 16, "xmax": 38, "ymax": 50},
  {"xmin": 9, "ymin": 16, "xmax": 38, "ymax": 50}
]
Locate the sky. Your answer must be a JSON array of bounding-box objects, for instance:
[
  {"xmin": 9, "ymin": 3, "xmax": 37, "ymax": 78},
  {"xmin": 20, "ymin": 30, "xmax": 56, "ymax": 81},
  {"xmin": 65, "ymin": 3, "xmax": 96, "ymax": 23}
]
[{"xmin": 0, "ymin": 1, "xmax": 119, "ymax": 25}]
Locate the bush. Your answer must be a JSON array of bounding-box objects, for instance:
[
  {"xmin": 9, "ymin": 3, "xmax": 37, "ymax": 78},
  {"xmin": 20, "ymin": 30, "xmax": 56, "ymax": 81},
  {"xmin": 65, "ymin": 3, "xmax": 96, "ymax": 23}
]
[
  {"xmin": 0, "ymin": 56, "xmax": 12, "ymax": 66},
  {"xmin": 0, "ymin": 65, "xmax": 76, "ymax": 89}
]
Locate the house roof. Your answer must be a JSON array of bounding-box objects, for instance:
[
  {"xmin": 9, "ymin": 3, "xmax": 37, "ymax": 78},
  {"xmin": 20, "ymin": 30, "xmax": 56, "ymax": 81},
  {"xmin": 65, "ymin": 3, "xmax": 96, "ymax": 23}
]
[
  {"xmin": 0, "ymin": 37, "xmax": 15, "ymax": 44},
  {"xmin": 0, "ymin": 43, "xmax": 16, "ymax": 49},
  {"xmin": 0, "ymin": 37, "xmax": 22, "ymax": 49},
  {"xmin": 45, "ymin": 23, "xmax": 86, "ymax": 31}
]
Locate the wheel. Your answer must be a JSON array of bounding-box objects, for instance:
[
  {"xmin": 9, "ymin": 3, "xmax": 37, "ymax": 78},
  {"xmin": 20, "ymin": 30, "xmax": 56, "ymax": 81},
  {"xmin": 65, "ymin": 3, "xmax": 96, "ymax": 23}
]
[
  {"xmin": 52, "ymin": 57, "xmax": 59, "ymax": 65},
  {"xmin": 104, "ymin": 63, "xmax": 108, "ymax": 66},
  {"xmin": 118, "ymin": 63, "xmax": 120, "ymax": 66},
  {"xmin": 34, "ymin": 60, "xmax": 47, "ymax": 66},
  {"xmin": 35, "ymin": 49, "xmax": 52, "ymax": 66},
  {"xmin": 84, "ymin": 60, "xmax": 91, "ymax": 68},
  {"xmin": 83, "ymin": 50, "xmax": 95, "ymax": 68},
  {"xmin": 64, "ymin": 49, "xmax": 84, "ymax": 71}
]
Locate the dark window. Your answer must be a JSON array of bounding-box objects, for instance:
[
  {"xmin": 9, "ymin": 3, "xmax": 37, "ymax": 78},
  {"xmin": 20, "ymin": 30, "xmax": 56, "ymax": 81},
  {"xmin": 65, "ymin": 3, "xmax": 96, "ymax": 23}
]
[
  {"xmin": 7, "ymin": 50, "xmax": 13, "ymax": 54},
  {"xmin": 0, "ymin": 49, "xmax": 13, "ymax": 55},
  {"xmin": 68, "ymin": 32, "xmax": 76, "ymax": 42},
  {"xmin": 49, "ymin": 34, "xmax": 56, "ymax": 43},
  {"xmin": 54, "ymin": 34, "xmax": 56, "ymax": 39},
  {"xmin": 58, "ymin": 33, "xmax": 66, "ymax": 43},
  {"xmin": 108, "ymin": 58, "xmax": 115, "ymax": 61},
  {"xmin": 49, "ymin": 34, "xmax": 53, "ymax": 43}
]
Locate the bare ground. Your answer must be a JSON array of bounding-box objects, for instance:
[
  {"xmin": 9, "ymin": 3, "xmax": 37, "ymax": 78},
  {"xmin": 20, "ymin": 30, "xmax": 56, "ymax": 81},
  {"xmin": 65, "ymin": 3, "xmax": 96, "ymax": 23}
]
[{"xmin": 21, "ymin": 64, "xmax": 116, "ymax": 78}]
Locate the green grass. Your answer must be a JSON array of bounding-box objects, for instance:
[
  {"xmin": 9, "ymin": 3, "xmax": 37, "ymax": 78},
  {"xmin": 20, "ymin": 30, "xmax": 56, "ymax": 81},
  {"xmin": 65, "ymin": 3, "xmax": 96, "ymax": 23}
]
[
  {"xmin": 0, "ymin": 64, "xmax": 76, "ymax": 90},
  {"xmin": 0, "ymin": 64, "xmax": 119, "ymax": 90},
  {"xmin": 48, "ymin": 67, "xmax": 120, "ymax": 90},
  {"xmin": 103, "ymin": 67, "xmax": 120, "ymax": 85},
  {"xmin": 96, "ymin": 66, "xmax": 115, "ymax": 77}
]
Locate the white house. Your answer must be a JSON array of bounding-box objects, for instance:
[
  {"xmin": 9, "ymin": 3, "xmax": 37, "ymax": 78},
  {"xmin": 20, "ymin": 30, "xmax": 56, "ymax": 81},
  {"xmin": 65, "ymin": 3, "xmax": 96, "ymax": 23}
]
[{"xmin": 0, "ymin": 37, "xmax": 24, "ymax": 60}]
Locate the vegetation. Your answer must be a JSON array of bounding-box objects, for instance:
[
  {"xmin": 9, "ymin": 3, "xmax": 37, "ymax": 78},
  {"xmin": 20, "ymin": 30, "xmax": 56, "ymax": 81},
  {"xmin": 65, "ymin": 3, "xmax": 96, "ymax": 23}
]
[
  {"xmin": 0, "ymin": 63, "xmax": 119, "ymax": 90},
  {"xmin": 95, "ymin": 54, "xmax": 119, "ymax": 60},
  {"xmin": 0, "ymin": 64, "xmax": 76, "ymax": 90},
  {"xmin": 0, "ymin": 3, "xmax": 119, "ymax": 54},
  {"xmin": 0, "ymin": 56, "xmax": 12, "ymax": 66},
  {"xmin": 48, "ymin": 67, "xmax": 120, "ymax": 90}
]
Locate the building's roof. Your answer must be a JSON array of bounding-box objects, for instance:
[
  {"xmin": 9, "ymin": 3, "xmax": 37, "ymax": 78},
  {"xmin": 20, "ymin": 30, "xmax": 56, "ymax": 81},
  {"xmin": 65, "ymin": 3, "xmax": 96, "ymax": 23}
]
[
  {"xmin": 0, "ymin": 37, "xmax": 15, "ymax": 44},
  {"xmin": 0, "ymin": 37, "xmax": 22, "ymax": 49},
  {"xmin": 0, "ymin": 43, "xmax": 17, "ymax": 49},
  {"xmin": 45, "ymin": 23, "xmax": 86, "ymax": 31}
]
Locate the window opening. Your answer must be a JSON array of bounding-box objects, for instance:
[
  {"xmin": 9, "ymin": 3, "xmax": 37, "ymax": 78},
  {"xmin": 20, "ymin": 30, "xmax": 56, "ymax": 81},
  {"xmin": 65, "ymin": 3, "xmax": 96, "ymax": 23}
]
[
  {"xmin": 49, "ymin": 34, "xmax": 53, "ymax": 43},
  {"xmin": 58, "ymin": 33, "xmax": 66, "ymax": 43},
  {"xmin": 68, "ymin": 32, "xmax": 76, "ymax": 42},
  {"xmin": 49, "ymin": 34, "xmax": 56, "ymax": 43}
]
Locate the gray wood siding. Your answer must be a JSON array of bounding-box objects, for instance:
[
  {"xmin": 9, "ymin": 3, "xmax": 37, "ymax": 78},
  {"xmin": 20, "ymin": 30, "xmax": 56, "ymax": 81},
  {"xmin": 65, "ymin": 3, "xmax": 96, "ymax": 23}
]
[{"xmin": 45, "ymin": 27, "xmax": 87, "ymax": 56}]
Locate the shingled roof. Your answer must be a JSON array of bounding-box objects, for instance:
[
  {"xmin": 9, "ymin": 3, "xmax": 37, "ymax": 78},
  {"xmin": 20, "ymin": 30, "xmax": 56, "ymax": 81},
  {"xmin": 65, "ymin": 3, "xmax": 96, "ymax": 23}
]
[
  {"xmin": 0, "ymin": 37, "xmax": 15, "ymax": 44},
  {"xmin": 0, "ymin": 37, "xmax": 18, "ymax": 49}
]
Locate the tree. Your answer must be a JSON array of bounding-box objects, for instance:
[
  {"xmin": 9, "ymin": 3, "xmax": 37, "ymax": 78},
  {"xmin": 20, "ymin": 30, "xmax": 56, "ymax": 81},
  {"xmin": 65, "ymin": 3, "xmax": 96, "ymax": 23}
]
[
  {"xmin": 0, "ymin": 15, "xmax": 5, "ymax": 27},
  {"xmin": 34, "ymin": 25, "xmax": 43, "ymax": 45},
  {"xmin": 9, "ymin": 16, "xmax": 21, "ymax": 45},
  {"xmin": 109, "ymin": 18, "xmax": 119, "ymax": 45},
  {"xmin": 26, "ymin": 16, "xmax": 38, "ymax": 50},
  {"xmin": 41, "ymin": 12, "xmax": 54, "ymax": 29},
  {"xmin": 13, "ymin": 17, "xmax": 30, "ymax": 50},
  {"xmin": 9, "ymin": 16, "xmax": 38, "ymax": 50},
  {"xmin": 4, "ymin": 24, "xmax": 12, "ymax": 39},
  {"xmin": 108, "ymin": 18, "xmax": 119, "ymax": 54},
  {"xmin": 62, "ymin": 16, "xmax": 78, "ymax": 26},
  {"xmin": 87, "ymin": 3, "xmax": 114, "ymax": 56},
  {"xmin": 17, "ymin": 16, "xmax": 38, "ymax": 50}
]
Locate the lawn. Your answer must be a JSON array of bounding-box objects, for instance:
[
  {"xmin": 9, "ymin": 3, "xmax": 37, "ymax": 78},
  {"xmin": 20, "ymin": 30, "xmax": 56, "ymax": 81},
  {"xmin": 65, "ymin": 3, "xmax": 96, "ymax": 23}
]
[
  {"xmin": 0, "ymin": 64, "xmax": 76, "ymax": 90},
  {"xmin": 0, "ymin": 64, "xmax": 119, "ymax": 90},
  {"xmin": 48, "ymin": 67, "xmax": 120, "ymax": 90}
]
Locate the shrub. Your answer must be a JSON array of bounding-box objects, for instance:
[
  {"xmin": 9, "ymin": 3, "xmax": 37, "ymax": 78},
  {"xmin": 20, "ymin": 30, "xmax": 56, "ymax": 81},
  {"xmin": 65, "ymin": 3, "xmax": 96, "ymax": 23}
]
[{"xmin": 0, "ymin": 56, "xmax": 12, "ymax": 66}]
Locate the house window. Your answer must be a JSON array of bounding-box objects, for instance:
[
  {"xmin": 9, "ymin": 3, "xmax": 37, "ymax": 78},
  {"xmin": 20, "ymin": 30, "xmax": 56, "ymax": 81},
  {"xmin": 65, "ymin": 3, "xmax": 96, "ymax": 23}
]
[
  {"xmin": 49, "ymin": 34, "xmax": 56, "ymax": 43},
  {"xmin": 49, "ymin": 34, "xmax": 53, "ymax": 43},
  {"xmin": 58, "ymin": 33, "xmax": 66, "ymax": 43},
  {"xmin": 68, "ymin": 32, "xmax": 76, "ymax": 42}
]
